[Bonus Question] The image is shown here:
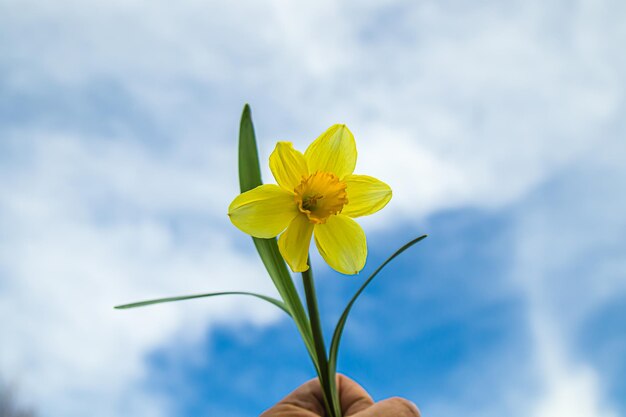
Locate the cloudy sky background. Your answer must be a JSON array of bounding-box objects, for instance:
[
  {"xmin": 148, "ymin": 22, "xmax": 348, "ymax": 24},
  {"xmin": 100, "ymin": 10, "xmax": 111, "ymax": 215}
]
[{"xmin": 1, "ymin": 0, "xmax": 625, "ymax": 416}]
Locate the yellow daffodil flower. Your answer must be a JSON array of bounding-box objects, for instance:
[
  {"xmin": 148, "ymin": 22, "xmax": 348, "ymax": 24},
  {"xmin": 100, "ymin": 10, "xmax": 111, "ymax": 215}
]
[{"xmin": 228, "ymin": 124, "xmax": 392, "ymax": 275}]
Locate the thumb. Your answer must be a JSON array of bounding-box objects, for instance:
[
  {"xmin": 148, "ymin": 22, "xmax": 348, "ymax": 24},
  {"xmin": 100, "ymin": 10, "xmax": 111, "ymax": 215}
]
[{"xmin": 354, "ymin": 397, "xmax": 420, "ymax": 417}]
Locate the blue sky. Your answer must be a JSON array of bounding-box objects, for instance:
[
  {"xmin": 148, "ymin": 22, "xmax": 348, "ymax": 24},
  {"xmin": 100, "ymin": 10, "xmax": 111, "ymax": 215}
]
[{"xmin": 1, "ymin": 0, "xmax": 625, "ymax": 416}]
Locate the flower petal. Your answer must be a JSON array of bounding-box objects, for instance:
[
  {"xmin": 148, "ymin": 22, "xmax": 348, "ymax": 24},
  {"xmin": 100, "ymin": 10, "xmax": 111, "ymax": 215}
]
[
  {"xmin": 314, "ymin": 214, "xmax": 366, "ymax": 275},
  {"xmin": 269, "ymin": 141, "xmax": 308, "ymax": 191},
  {"xmin": 341, "ymin": 175, "xmax": 392, "ymax": 218},
  {"xmin": 228, "ymin": 184, "xmax": 298, "ymax": 238},
  {"xmin": 278, "ymin": 214, "xmax": 314, "ymax": 272},
  {"xmin": 304, "ymin": 124, "xmax": 357, "ymax": 179}
]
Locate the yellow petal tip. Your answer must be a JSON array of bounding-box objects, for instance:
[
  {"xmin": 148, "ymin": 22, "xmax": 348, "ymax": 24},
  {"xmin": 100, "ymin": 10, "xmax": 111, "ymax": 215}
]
[{"xmin": 290, "ymin": 264, "xmax": 310, "ymax": 273}]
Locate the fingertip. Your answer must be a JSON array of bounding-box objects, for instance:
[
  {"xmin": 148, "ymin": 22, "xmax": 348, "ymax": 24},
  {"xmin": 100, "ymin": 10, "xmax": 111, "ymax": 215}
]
[
  {"xmin": 275, "ymin": 377, "xmax": 326, "ymax": 415},
  {"xmin": 338, "ymin": 375, "xmax": 374, "ymax": 416},
  {"xmin": 364, "ymin": 397, "xmax": 420, "ymax": 417}
]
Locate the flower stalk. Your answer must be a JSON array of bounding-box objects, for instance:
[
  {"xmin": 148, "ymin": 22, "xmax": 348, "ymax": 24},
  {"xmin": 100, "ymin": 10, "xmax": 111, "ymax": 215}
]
[{"xmin": 301, "ymin": 259, "xmax": 341, "ymax": 417}]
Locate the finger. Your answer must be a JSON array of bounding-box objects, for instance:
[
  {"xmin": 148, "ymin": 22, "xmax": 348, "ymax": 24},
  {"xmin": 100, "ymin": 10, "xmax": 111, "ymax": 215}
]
[
  {"xmin": 259, "ymin": 403, "xmax": 319, "ymax": 417},
  {"xmin": 337, "ymin": 374, "xmax": 375, "ymax": 416},
  {"xmin": 260, "ymin": 378, "xmax": 326, "ymax": 416},
  {"xmin": 353, "ymin": 397, "xmax": 420, "ymax": 417}
]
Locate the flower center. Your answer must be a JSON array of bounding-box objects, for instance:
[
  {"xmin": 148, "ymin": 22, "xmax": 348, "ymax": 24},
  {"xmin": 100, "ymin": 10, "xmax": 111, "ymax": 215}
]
[{"xmin": 294, "ymin": 171, "xmax": 348, "ymax": 224}]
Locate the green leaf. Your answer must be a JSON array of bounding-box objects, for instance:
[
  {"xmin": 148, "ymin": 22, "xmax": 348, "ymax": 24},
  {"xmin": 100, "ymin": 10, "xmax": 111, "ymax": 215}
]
[
  {"xmin": 114, "ymin": 291, "xmax": 290, "ymax": 315},
  {"xmin": 327, "ymin": 235, "xmax": 428, "ymax": 403},
  {"xmin": 238, "ymin": 105, "xmax": 317, "ymax": 371},
  {"xmin": 238, "ymin": 104, "xmax": 263, "ymax": 193}
]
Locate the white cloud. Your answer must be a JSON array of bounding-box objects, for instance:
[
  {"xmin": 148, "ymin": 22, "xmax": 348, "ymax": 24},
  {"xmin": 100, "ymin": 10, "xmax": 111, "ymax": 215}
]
[
  {"xmin": 511, "ymin": 133, "xmax": 626, "ymax": 417},
  {"xmin": 0, "ymin": 132, "xmax": 283, "ymax": 417}
]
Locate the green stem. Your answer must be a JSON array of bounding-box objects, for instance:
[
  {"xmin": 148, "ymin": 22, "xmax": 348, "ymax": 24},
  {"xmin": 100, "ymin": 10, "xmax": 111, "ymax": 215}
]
[{"xmin": 301, "ymin": 259, "xmax": 340, "ymax": 417}]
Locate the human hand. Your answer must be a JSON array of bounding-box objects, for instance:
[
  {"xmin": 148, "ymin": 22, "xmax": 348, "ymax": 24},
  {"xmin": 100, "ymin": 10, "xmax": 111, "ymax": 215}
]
[{"xmin": 260, "ymin": 374, "xmax": 420, "ymax": 417}]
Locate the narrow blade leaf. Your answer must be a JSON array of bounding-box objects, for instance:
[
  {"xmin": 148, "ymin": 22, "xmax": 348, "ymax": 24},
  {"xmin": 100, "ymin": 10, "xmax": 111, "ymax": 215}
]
[
  {"xmin": 327, "ymin": 235, "xmax": 428, "ymax": 396},
  {"xmin": 238, "ymin": 103, "xmax": 263, "ymax": 192},
  {"xmin": 238, "ymin": 105, "xmax": 317, "ymax": 370},
  {"xmin": 115, "ymin": 291, "xmax": 291, "ymax": 315}
]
